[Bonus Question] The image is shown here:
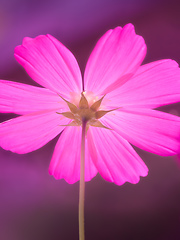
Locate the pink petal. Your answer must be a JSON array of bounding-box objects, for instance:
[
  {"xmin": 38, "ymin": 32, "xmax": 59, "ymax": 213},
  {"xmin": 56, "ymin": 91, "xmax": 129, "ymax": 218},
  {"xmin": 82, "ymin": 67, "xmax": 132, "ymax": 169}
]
[
  {"xmin": 84, "ymin": 23, "xmax": 147, "ymax": 95},
  {"xmin": 14, "ymin": 35, "xmax": 82, "ymax": 99},
  {"xmin": 49, "ymin": 126, "xmax": 97, "ymax": 184},
  {"xmin": 106, "ymin": 59, "xmax": 180, "ymax": 109},
  {"xmin": 0, "ymin": 110, "xmax": 69, "ymax": 154},
  {"xmin": 87, "ymin": 126, "xmax": 148, "ymax": 185},
  {"xmin": 0, "ymin": 80, "xmax": 67, "ymax": 115},
  {"xmin": 101, "ymin": 108, "xmax": 180, "ymax": 156}
]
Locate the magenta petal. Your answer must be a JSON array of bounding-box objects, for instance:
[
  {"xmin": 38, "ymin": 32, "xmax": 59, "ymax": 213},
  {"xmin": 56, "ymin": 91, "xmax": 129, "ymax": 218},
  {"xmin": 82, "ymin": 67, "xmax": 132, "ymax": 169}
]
[
  {"xmin": 101, "ymin": 108, "xmax": 180, "ymax": 156},
  {"xmin": 87, "ymin": 127, "xmax": 148, "ymax": 185},
  {"xmin": 0, "ymin": 110, "xmax": 69, "ymax": 154},
  {"xmin": 106, "ymin": 59, "xmax": 180, "ymax": 109},
  {"xmin": 14, "ymin": 35, "xmax": 82, "ymax": 98},
  {"xmin": 0, "ymin": 80, "xmax": 67, "ymax": 114},
  {"xmin": 49, "ymin": 126, "xmax": 97, "ymax": 184},
  {"xmin": 84, "ymin": 23, "xmax": 147, "ymax": 95}
]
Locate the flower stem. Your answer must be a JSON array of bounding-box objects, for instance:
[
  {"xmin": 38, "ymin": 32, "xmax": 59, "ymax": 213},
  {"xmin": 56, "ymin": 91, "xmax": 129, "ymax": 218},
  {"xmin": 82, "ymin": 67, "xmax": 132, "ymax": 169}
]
[{"xmin": 79, "ymin": 120, "xmax": 87, "ymax": 240}]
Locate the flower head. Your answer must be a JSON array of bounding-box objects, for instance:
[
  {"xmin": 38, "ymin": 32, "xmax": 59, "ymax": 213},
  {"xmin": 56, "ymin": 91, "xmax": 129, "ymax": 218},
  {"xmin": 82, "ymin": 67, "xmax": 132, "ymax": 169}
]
[{"xmin": 0, "ymin": 23, "xmax": 180, "ymax": 185}]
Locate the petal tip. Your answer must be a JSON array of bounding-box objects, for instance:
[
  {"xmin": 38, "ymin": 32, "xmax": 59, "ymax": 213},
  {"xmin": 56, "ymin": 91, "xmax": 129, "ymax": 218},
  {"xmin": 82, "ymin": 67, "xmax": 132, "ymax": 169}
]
[
  {"xmin": 22, "ymin": 37, "xmax": 33, "ymax": 45},
  {"xmin": 124, "ymin": 23, "xmax": 135, "ymax": 29}
]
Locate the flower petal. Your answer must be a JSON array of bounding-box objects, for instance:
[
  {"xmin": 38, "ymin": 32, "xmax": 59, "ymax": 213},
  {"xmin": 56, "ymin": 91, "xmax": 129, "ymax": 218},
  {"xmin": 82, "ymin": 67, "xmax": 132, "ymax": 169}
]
[
  {"xmin": 101, "ymin": 108, "xmax": 180, "ymax": 156},
  {"xmin": 14, "ymin": 35, "xmax": 82, "ymax": 98},
  {"xmin": 0, "ymin": 80, "xmax": 67, "ymax": 114},
  {"xmin": 87, "ymin": 126, "xmax": 148, "ymax": 185},
  {"xmin": 49, "ymin": 126, "xmax": 97, "ymax": 184},
  {"xmin": 84, "ymin": 23, "xmax": 147, "ymax": 95},
  {"xmin": 106, "ymin": 59, "xmax": 180, "ymax": 109},
  {"xmin": 0, "ymin": 110, "xmax": 69, "ymax": 154}
]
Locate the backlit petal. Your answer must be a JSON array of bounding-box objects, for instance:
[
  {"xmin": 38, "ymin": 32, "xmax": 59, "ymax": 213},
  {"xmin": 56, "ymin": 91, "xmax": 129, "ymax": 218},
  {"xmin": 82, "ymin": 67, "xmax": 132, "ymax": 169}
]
[
  {"xmin": 14, "ymin": 35, "xmax": 82, "ymax": 99},
  {"xmin": 0, "ymin": 110, "xmax": 69, "ymax": 154},
  {"xmin": 84, "ymin": 23, "xmax": 146, "ymax": 95},
  {"xmin": 49, "ymin": 126, "xmax": 97, "ymax": 184},
  {"xmin": 101, "ymin": 108, "xmax": 180, "ymax": 156},
  {"xmin": 87, "ymin": 126, "xmax": 148, "ymax": 185},
  {"xmin": 0, "ymin": 80, "xmax": 67, "ymax": 114},
  {"xmin": 106, "ymin": 59, "xmax": 180, "ymax": 109}
]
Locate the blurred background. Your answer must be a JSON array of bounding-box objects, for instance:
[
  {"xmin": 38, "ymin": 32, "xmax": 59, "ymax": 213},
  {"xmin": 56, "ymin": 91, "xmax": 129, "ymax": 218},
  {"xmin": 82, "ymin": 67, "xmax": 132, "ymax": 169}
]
[{"xmin": 0, "ymin": 0, "xmax": 180, "ymax": 239}]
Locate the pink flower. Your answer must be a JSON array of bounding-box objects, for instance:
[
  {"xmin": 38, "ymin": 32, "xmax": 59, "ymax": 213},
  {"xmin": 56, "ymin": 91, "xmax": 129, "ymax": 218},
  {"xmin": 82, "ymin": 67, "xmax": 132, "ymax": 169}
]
[{"xmin": 0, "ymin": 23, "xmax": 180, "ymax": 185}]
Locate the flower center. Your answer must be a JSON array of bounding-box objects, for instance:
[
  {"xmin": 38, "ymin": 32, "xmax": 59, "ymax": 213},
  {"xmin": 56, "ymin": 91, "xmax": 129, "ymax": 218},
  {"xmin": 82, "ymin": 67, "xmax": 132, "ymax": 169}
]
[{"xmin": 57, "ymin": 92, "xmax": 114, "ymax": 129}]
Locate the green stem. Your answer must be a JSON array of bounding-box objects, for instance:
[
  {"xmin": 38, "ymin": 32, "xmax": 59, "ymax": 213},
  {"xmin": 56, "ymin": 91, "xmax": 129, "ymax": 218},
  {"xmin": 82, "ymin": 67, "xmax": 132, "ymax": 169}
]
[{"xmin": 79, "ymin": 120, "xmax": 86, "ymax": 240}]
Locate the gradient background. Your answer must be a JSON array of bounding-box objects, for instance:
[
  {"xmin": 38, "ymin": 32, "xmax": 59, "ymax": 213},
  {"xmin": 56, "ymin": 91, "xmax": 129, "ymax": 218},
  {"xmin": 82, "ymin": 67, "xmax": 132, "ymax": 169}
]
[{"xmin": 0, "ymin": 0, "xmax": 180, "ymax": 239}]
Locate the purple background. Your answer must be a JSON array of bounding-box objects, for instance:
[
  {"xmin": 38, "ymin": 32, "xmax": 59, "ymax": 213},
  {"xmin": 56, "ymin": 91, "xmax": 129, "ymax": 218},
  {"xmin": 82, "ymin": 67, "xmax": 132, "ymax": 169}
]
[{"xmin": 0, "ymin": 0, "xmax": 180, "ymax": 239}]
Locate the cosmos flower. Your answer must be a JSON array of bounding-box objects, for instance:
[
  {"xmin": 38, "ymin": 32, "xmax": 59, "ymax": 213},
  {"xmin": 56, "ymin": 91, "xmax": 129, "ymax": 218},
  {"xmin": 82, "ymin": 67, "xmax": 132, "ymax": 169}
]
[{"xmin": 0, "ymin": 23, "xmax": 180, "ymax": 185}]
